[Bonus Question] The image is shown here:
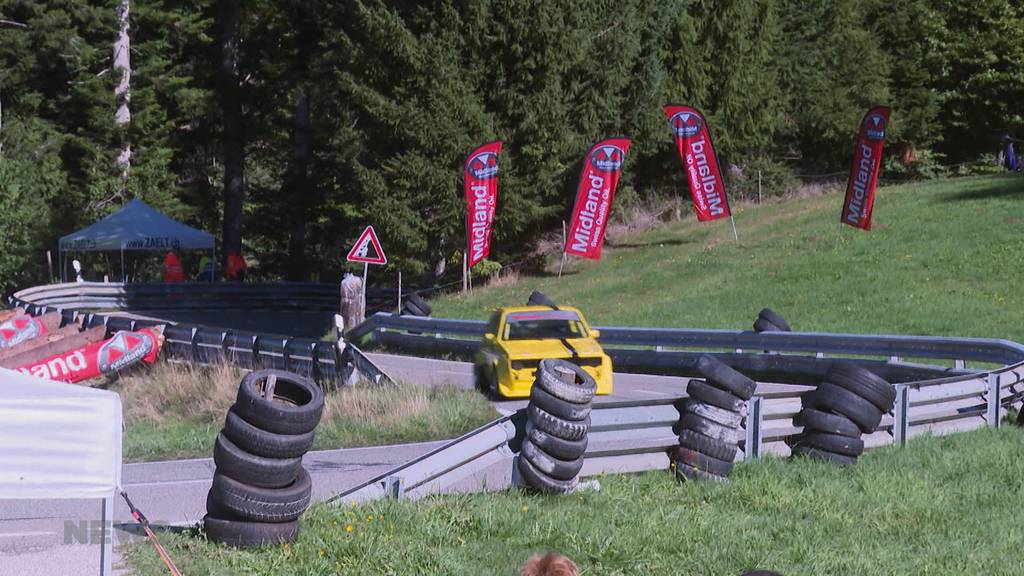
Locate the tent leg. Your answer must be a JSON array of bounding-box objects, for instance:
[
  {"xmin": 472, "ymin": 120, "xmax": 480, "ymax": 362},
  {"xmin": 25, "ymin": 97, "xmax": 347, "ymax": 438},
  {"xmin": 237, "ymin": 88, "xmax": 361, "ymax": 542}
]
[
  {"xmin": 120, "ymin": 248, "xmax": 126, "ymax": 284},
  {"xmin": 100, "ymin": 495, "xmax": 113, "ymax": 576}
]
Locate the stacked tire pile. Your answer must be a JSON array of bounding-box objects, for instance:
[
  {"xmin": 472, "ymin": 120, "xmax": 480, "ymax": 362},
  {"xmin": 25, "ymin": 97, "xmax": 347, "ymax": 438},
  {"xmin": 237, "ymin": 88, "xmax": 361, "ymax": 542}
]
[
  {"xmin": 518, "ymin": 359, "xmax": 595, "ymax": 494},
  {"xmin": 791, "ymin": 363, "xmax": 895, "ymax": 465},
  {"xmin": 753, "ymin": 308, "xmax": 791, "ymax": 333},
  {"xmin": 672, "ymin": 355, "xmax": 756, "ymax": 482},
  {"xmin": 205, "ymin": 369, "xmax": 325, "ymax": 547},
  {"xmin": 402, "ymin": 292, "xmax": 432, "ymax": 317}
]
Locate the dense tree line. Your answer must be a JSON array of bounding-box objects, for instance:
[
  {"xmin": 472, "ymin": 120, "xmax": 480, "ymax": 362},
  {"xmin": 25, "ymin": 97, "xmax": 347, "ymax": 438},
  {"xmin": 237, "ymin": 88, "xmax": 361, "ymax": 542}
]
[{"xmin": 0, "ymin": 0, "xmax": 1021, "ymax": 289}]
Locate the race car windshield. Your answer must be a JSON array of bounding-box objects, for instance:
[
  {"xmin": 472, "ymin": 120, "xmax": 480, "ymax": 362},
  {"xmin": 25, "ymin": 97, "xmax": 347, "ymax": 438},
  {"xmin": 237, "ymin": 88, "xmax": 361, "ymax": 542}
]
[{"xmin": 504, "ymin": 311, "xmax": 586, "ymax": 340}]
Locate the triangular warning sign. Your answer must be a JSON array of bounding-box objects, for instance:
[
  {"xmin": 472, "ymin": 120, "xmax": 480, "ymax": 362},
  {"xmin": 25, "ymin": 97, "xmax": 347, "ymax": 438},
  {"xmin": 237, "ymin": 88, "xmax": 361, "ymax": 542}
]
[{"xmin": 346, "ymin": 225, "xmax": 387, "ymax": 265}]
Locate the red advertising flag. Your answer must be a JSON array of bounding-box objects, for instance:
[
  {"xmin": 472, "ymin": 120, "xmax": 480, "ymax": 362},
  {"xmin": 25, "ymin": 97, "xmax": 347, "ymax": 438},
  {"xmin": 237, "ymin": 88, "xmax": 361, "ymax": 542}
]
[
  {"xmin": 16, "ymin": 326, "xmax": 164, "ymax": 383},
  {"xmin": 464, "ymin": 141, "xmax": 502, "ymax": 268},
  {"xmin": 663, "ymin": 105, "xmax": 732, "ymax": 222},
  {"xmin": 841, "ymin": 106, "xmax": 890, "ymax": 230},
  {"xmin": 564, "ymin": 137, "xmax": 631, "ymax": 260}
]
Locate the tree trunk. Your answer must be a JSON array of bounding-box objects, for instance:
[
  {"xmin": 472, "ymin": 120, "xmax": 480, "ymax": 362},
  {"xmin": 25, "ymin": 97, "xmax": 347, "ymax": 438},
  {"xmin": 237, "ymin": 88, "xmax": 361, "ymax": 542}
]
[
  {"xmin": 219, "ymin": 0, "xmax": 244, "ymax": 270},
  {"xmin": 285, "ymin": 93, "xmax": 312, "ymax": 280},
  {"xmin": 113, "ymin": 0, "xmax": 131, "ymax": 187}
]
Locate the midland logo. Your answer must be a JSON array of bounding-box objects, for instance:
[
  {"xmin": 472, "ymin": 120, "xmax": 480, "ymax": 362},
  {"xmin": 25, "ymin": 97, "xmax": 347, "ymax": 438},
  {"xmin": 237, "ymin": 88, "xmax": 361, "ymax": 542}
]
[
  {"xmin": 864, "ymin": 113, "xmax": 887, "ymax": 141},
  {"xmin": 98, "ymin": 331, "xmax": 152, "ymax": 373},
  {"xmin": 669, "ymin": 112, "xmax": 702, "ymax": 138},
  {"xmin": 590, "ymin": 145, "xmax": 625, "ymax": 172},
  {"xmin": 0, "ymin": 317, "xmax": 41, "ymax": 348},
  {"xmin": 467, "ymin": 152, "xmax": 498, "ymax": 180}
]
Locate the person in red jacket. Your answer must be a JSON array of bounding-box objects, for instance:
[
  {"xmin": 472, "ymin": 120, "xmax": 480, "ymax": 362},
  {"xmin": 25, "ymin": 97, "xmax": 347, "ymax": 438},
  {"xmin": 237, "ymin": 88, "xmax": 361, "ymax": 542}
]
[
  {"xmin": 225, "ymin": 250, "xmax": 247, "ymax": 282},
  {"xmin": 162, "ymin": 251, "xmax": 184, "ymax": 283}
]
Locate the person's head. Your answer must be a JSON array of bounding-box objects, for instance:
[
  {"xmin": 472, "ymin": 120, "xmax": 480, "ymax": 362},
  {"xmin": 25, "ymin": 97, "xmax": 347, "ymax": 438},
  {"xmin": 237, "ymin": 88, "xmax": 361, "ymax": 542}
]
[{"xmin": 520, "ymin": 553, "xmax": 578, "ymax": 576}]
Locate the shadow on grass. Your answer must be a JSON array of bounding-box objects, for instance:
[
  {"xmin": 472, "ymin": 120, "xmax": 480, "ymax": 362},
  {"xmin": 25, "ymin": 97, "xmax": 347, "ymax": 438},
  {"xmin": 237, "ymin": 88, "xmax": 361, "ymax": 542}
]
[
  {"xmin": 940, "ymin": 175, "xmax": 1024, "ymax": 202},
  {"xmin": 605, "ymin": 237, "xmax": 696, "ymax": 249}
]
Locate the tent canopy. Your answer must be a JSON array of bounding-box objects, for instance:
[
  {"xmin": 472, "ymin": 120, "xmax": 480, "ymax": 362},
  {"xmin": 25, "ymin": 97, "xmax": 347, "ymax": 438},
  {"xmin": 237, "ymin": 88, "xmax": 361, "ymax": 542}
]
[
  {"xmin": 0, "ymin": 367, "xmax": 122, "ymax": 499},
  {"xmin": 59, "ymin": 199, "xmax": 214, "ymax": 252}
]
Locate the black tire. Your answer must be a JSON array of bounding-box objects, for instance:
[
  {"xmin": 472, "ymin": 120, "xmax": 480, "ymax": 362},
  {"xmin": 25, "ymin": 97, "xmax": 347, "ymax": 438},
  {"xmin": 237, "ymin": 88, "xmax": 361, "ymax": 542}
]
[
  {"xmin": 526, "ymin": 290, "xmax": 557, "ymax": 307},
  {"xmin": 525, "ymin": 421, "xmax": 588, "ymax": 460},
  {"xmin": 791, "ymin": 444, "xmax": 858, "ymax": 466},
  {"xmin": 233, "ymin": 370, "xmax": 324, "ymax": 435},
  {"xmin": 757, "ymin": 308, "xmax": 791, "ymax": 332},
  {"xmin": 536, "ymin": 359, "xmax": 596, "ymax": 404},
  {"xmin": 795, "ymin": 408, "xmax": 861, "ymax": 438},
  {"xmin": 223, "ymin": 409, "xmax": 315, "ymax": 459},
  {"xmin": 670, "ymin": 446, "xmax": 733, "ymax": 477},
  {"xmin": 678, "ymin": 429, "xmax": 738, "ymax": 462},
  {"xmin": 204, "ymin": 515, "xmax": 299, "ymax": 548},
  {"xmin": 673, "ymin": 462, "xmax": 728, "ymax": 483},
  {"xmin": 527, "ymin": 405, "xmax": 590, "ymax": 441},
  {"xmin": 812, "ymin": 383, "xmax": 884, "ymax": 433},
  {"xmin": 794, "ymin": 432, "xmax": 864, "ymax": 457},
  {"xmin": 687, "ymin": 379, "xmax": 746, "ymax": 412},
  {"xmin": 530, "ymin": 384, "xmax": 591, "ymax": 421},
  {"xmin": 695, "ymin": 355, "xmax": 757, "ymax": 400},
  {"xmin": 473, "ymin": 362, "xmax": 498, "ymax": 399},
  {"xmin": 213, "ymin": 433, "xmax": 303, "ymax": 489},
  {"xmin": 683, "ymin": 400, "xmax": 743, "ymax": 428},
  {"xmin": 404, "ymin": 292, "xmax": 432, "ymax": 315},
  {"xmin": 826, "ymin": 363, "xmax": 896, "ymax": 412},
  {"xmin": 208, "ymin": 467, "xmax": 312, "ymax": 523},
  {"xmin": 517, "ymin": 455, "xmax": 577, "ymax": 494},
  {"xmin": 679, "ymin": 413, "xmax": 740, "ymax": 444},
  {"xmin": 521, "ymin": 439, "xmax": 584, "ymax": 481},
  {"xmin": 403, "ymin": 300, "xmax": 428, "ymax": 317},
  {"xmin": 753, "ymin": 317, "xmax": 782, "ymax": 333}
]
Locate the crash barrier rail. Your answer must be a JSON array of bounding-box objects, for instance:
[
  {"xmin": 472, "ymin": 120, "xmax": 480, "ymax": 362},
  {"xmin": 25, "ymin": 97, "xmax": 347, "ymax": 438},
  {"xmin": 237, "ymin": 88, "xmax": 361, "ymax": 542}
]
[
  {"xmin": 348, "ymin": 313, "xmax": 1024, "ymax": 384},
  {"xmin": 335, "ymin": 360, "xmax": 1024, "ymax": 503},
  {"xmin": 11, "ymin": 281, "xmax": 418, "ymax": 314},
  {"xmin": 4, "ymin": 293, "xmax": 392, "ymax": 387}
]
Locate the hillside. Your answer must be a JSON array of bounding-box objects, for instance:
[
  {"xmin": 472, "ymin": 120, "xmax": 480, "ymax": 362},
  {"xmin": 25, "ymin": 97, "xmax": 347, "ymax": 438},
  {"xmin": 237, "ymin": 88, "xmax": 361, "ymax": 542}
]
[{"xmin": 435, "ymin": 175, "xmax": 1024, "ymax": 342}]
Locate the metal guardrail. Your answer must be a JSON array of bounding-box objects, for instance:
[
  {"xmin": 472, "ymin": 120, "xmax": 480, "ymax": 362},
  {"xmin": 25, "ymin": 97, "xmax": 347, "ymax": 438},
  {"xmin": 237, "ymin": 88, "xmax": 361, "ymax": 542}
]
[
  {"xmin": 349, "ymin": 313, "xmax": 1024, "ymax": 384},
  {"xmin": 4, "ymin": 292, "xmax": 392, "ymax": 387},
  {"xmin": 336, "ymin": 361, "xmax": 1024, "ymax": 503},
  {"xmin": 12, "ymin": 281, "xmax": 412, "ymax": 313}
]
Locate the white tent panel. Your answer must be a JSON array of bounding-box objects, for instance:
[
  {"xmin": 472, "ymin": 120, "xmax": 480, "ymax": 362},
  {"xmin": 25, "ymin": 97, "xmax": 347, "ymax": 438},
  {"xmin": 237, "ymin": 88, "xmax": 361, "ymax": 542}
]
[
  {"xmin": 0, "ymin": 368, "xmax": 122, "ymax": 500},
  {"xmin": 59, "ymin": 198, "xmax": 214, "ymax": 252}
]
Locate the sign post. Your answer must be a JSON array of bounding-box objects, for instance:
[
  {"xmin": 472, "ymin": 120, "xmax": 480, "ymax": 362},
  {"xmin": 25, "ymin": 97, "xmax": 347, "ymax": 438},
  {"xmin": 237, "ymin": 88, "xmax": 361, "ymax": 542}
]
[{"xmin": 346, "ymin": 225, "xmax": 388, "ymax": 307}]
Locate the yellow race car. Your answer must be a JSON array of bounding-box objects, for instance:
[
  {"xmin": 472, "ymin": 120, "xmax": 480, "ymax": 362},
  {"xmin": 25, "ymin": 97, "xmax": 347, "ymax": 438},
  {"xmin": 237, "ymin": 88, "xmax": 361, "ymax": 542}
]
[{"xmin": 473, "ymin": 305, "xmax": 613, "ymax": 398}]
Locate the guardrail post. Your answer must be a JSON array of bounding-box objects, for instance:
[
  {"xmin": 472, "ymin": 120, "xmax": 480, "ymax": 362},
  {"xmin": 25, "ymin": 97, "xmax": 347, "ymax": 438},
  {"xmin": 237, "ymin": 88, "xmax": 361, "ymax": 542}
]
[
  {"xmin": 190, "ymin": 327, "xmax": 199, "ymax": 361},
  {"xmin": 129, "ymin": 320, "xmax": 137, "ymax": 331},
  {"xmin": 744, "ymin": 396, "xmax": 763, "ymax": 460},
  {"xmin": 986, "ymin": 373, "xmax": 1001, "ymax": 429},
  {"xmin": 385, "ymin": 476, "xmax": 405, "ymax": 499},
  {"xmin": 892, "ymin": 384, "xmax": 909, "ymax": 447},
  {"xmin": 250, "ymin": 335, "xmax": 260, "ymax": 370},
  {"xmin": 282, "ymin": 338, "xmax": 292, "ymax": 371},
  {"xmin": 955, "ymin": 359, "xmax": 966, "ymax": 370},
  {"xmin": 889, "ymin": 355, "xmax": 900, "ymax": 363},
  {"xmin": 221, "ymin": 331, "xmax": 232, "ymax": 362},
  {"xmin": 311, "ymin": 342, "xmax": 322, "ymax": 383}
]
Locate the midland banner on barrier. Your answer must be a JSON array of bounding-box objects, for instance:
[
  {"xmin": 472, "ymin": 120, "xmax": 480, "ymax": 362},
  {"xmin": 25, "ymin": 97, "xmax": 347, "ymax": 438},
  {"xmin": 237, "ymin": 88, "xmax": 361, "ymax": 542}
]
[
  {"xmin": 464, "ymin": 141, "xmax": 502, "ymax": 268},
  {"xmin": 564, "ymin": 137, "xmax": 631, "ymax": 260},
  {"xmin": 664, "ymin": 104, "xmax": 731, "ymax": 222},
  {"xmin": 841, "ymin": 106, "xmax": 890, "ymax": 230},
  {"xmin": 16, "ymin": 326, "xmax": 164, "ymax": 383}
]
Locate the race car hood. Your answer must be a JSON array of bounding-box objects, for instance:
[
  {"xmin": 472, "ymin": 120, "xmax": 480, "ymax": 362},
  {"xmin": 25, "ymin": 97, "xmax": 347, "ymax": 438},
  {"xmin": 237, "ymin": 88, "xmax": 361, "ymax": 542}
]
[{"xmin": 499, "ymin": 337, "xmax": 604, "ymax": 359}]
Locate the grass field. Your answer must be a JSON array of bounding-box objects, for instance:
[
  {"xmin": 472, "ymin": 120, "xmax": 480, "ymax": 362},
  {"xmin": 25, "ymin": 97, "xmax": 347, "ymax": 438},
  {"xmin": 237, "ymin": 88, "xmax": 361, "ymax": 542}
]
[
  {"xmin": 436, "ymin": 175, "xmax": 1024, "ymax": 342},
  {"xmin": 124, "ymin": 425, "xmax": 1024, "ymax": 575},
  {"xmin": 116, "ymin": 363, "xmax": 497, "ymax": 462}
]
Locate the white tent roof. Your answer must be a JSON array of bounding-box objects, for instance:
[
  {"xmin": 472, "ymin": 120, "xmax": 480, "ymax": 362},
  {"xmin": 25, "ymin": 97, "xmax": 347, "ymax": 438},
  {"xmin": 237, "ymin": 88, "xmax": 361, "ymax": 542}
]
[
  {"xmin": 0, "ymin": 368, "xmax": 122, "ymax": 499},
  {"xmin": 59, "ymin": 199, "xmax": 214, "ymax": 252}
]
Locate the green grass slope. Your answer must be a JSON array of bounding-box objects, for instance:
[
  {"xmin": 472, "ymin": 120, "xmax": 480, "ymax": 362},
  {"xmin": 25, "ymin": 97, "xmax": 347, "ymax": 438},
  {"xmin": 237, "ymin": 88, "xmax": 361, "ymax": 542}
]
[{"xmin": 436, "ymin": 175, "xmax": 1024, "ymax": 342}]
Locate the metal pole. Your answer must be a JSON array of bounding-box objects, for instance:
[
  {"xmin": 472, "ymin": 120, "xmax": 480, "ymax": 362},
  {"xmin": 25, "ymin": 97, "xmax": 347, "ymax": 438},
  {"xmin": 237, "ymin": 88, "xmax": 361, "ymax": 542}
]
[
  {"xmin": 46, "ymin": 251, "xmax": 53, "ymax": 284},
  {"xmin": 558, "ymin": 220, "xmax": 567, "ymax": 278},
  {"xmin": 362, "ymin": 262, "xmax": 368, "ymax": 306},
  {"xmin": 729, "ymin": 215, "xmax": 739, "ymax": 242},
  {"xmin": 757, "ymin": 170, "xmax": 762, "ymax": 204},
  {"xmin": 462, "ymin": 253, "xmax": 468, "ymax": 293},
  {"xmin": 100, "ymin": 495, "xmax": 113, "ymax": 575},
  {"xmin": 120, "ymin": 247, "xmax": 125, "ymax": 283},
  {"xmin": 397, "ymin": 271, "xmax": 402, "ymax": 313}
]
